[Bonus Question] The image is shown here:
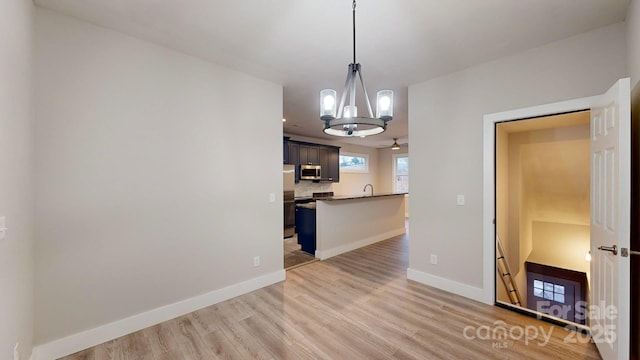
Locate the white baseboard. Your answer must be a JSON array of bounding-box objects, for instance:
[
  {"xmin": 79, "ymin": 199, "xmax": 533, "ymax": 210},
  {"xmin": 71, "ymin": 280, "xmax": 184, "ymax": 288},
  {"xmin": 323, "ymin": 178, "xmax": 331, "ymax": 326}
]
[
  {"xmin": 406, "ymin": 268, "xmax": 486, "ymax": 303},
  {"xmin": 316, "ymin": 227, "xmax": 406, "ymax": 260},
  {"xmin": 31, "ymin": 270, "xmax": 286, "ymax": 360}
]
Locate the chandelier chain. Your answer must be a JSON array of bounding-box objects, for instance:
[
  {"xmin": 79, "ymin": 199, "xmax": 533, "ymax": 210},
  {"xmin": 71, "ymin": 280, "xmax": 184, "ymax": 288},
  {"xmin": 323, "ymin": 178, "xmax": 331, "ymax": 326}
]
[{"xmin": 352, "ymin": 0, "xmax": 357, "ymax": 64}]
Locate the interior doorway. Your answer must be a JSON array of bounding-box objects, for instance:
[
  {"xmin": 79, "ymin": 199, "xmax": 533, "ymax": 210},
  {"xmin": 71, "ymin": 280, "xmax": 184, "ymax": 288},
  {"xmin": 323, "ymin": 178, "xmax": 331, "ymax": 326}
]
[
  {"xmin": 483, "ymin": 78, "xmax": 631, "ymax": 359},
  {"xmin": 494, "ymin": 110, "xmax": 591, "ymax": 327}
]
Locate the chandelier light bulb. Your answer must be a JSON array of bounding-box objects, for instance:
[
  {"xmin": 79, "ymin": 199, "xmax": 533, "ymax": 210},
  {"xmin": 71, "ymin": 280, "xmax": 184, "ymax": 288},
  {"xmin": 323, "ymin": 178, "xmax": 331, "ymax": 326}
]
[
  {"xmin": 323, "ymin": 95, "xmax": 335, "ymax": 110},
  {"xmin": 376, "ymin": 90, "xmax": 394, "ymax": 120},
  {"xmin": 343, "ymin": 105, "xmax": 357, "ymax": 118},
  {"xmin": 379, "ymin": 96, "xmax": 391, "ymax": 111},
  {"xmin": 320, "ymin": 89, "xmax": 337, "ymax": 120}
]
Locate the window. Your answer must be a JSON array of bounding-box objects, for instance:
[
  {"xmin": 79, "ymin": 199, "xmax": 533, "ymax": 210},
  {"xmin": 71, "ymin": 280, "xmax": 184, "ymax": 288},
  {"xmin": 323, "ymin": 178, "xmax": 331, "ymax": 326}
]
[
  {"xmin": 533, "ymin": 279, "xmax": 565, "ymax": 304},
  {"xmin": 394, "ymin": 155, "xmax": 409, "ymax": 192},
  {"xmin": 339, "ymin": 153, "xmax": 369, "ymax": 173}
]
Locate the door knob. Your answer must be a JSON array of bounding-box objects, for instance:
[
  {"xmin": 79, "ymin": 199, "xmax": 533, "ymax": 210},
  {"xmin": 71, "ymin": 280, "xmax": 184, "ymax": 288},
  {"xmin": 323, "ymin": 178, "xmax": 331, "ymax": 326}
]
[{"xmin": 598, "ymin": 245, "xmax": 618, "ymax": 255}]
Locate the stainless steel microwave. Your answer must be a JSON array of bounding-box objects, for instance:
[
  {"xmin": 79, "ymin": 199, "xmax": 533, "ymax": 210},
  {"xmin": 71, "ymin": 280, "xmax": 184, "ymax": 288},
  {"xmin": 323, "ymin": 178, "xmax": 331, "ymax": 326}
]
[{"xmin": 300, "ymin": 164, "xmax": 321, "ymax": 180}]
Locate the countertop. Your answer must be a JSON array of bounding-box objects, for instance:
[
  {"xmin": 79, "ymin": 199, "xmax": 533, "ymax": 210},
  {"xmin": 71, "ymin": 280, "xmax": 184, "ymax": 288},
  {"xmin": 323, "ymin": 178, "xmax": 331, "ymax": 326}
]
[
  {"xmin": 296, "ymin": 202, "xmax": 317, "ymax": 210},
  {"xmin": 316, "ymin": 192, "xmax": 408, "ymax": 201}
]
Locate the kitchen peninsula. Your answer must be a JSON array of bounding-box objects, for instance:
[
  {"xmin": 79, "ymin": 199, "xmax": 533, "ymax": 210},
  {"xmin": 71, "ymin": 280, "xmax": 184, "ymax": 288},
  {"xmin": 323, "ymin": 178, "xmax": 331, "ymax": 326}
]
[{"xmin": 314, "ymin": 193, "xmax": 407, "ymax": 260}]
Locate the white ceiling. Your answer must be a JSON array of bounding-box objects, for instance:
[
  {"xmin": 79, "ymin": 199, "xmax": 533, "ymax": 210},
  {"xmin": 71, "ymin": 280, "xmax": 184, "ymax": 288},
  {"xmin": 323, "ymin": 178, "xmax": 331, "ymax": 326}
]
[{"xmin": 34, "ymin": 0, "xmax": 629, "ymax": 148}]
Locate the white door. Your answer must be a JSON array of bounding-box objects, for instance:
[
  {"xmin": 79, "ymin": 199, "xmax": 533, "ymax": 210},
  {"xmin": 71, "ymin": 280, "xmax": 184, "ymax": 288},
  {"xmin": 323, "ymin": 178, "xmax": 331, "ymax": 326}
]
[{"xmin": 590, "ymin": 78, "xmax": 631, "ymax": 360}]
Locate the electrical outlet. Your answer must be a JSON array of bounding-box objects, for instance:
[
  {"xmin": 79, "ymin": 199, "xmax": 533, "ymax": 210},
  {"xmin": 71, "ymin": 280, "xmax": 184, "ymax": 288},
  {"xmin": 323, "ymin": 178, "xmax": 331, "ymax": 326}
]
[
  {"xmin": 269, "ymin": 193, "xmax": 276, "ymax": 203},
  {"xmin": 253, "ymin": 256, "xmax": 261, "ymax": 267},
  {"xmin": 430, "ymin": 254, "xmax": 438, "ymax": 265},
  {"xmin": 456, "ymin": 195, "xmax": 465, "ymax": 206}
]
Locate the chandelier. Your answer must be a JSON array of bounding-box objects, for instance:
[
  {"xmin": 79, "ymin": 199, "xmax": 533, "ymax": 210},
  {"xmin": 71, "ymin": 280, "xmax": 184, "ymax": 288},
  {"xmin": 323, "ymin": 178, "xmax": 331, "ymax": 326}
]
[{"xmin": 320, "ymin": 0, "xmax": 393, "ymax": 137}]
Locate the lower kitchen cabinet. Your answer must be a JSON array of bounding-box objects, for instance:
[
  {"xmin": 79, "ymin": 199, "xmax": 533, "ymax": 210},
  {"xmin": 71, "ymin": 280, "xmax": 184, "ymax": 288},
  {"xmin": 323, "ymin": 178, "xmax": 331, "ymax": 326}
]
[{"xmin": 295, "ymin": 205, "xmax": 316, "ymax": 255}]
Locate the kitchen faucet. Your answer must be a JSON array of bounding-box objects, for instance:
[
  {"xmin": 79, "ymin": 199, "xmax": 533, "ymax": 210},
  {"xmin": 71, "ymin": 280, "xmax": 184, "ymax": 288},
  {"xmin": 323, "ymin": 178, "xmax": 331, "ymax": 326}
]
[{"xmin": 363, "ymin": 183, "xmax": 373, "ymax": 196}]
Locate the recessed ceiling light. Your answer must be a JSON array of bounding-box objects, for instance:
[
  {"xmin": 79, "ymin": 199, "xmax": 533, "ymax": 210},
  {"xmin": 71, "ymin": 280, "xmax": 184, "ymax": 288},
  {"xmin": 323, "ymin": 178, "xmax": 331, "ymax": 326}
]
[{"xmin": 282, "ymin": 118, "xmax": 286, "ymax": 122}]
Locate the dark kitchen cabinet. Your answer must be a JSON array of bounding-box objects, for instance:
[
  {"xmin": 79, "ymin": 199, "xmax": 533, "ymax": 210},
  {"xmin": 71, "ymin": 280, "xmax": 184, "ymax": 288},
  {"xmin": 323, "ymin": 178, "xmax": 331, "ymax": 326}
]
[
  {"xmin": 283, "ymin": 137, "xmax": 290, "ymax": 164},
  {"xmin": 295, "ymin": 205, "xmax": 316, "ymax": 255},
  {"xmin": 284, "ymin": 139, "xmax": 300, "ymax": 183},
  {"xmin": 283, "ymin": 138, "xmax": 340, "ymax": 182},
  {"xmin": 287, "ymin": 141, "xmax": 299, "ymax": 165},
  {"xmin": 327, "ymin": 147, "xmax": 340, "ymax": 182},
  {"xmin": 299, "ymin": 144, "xmax": 319, "ymax": 165},
  {"xmin": 319, "ymin": 146, "xmax": 340, "ymax": 182}
]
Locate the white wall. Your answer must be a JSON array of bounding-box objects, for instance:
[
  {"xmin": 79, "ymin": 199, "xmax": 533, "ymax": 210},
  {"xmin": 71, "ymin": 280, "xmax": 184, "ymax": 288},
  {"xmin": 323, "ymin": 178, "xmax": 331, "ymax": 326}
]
[
  {"xmin": 628, "ymin": 0, "xmax": 640, "ymax": 89},
  {"xmin": 34, "ymin": 8, "xmax": 283, "ymax": 347},
  {"xmin": 377, "ymin": 147, "xmax": 394, "ymax": 193},
  {"xmin": 530, "ymin": 221, "xmax": 590, "ymax": 274},
  {"xmin": 376, "ymin": 145, "xmax": 409, "ymax": 194},
  {"xmin": 408, "ymin": 23, "xmax": 626, "ymax": 298},
  {"xmin": 0, "ymin": 1, "xmax": 35, "ymax": 359}
]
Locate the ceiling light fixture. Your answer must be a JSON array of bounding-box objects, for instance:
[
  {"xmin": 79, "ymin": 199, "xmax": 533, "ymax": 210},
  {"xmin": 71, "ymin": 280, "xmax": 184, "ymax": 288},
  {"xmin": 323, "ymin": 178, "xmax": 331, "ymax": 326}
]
[
  {"xmin": 320, "ymin": 0, "xmax": 393, "ymax": 137},
  {"xmin": 391, "ymin": 138, "xmax": 400, "ymax": 150}
]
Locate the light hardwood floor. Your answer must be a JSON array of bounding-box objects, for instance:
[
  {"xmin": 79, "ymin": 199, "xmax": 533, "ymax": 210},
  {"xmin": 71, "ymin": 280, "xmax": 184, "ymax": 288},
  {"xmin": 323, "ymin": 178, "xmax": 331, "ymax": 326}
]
[
  {"xmin": 61, "ymin": 233, "xmax": 601, "ymax": 359},
  {"xmin": 284, "ymin": 235, "xmax": 317, "ymax": 270}
]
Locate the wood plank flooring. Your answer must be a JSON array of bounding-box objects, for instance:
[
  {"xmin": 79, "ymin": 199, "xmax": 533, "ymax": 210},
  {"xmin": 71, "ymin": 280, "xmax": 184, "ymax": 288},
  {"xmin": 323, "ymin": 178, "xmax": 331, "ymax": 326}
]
[
  {"xmin": 61, "ymin": 233, "xmax": 601, "ymax": 359},
  {"xmin": 284, "ymin": 236, "xmax": 317, "ymax": 270}
]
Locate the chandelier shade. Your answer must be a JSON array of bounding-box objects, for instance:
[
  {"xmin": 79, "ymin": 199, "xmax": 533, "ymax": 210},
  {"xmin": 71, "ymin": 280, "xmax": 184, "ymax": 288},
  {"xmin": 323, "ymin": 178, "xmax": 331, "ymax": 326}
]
[{"xmin": 320, "ymin": 0, "xmax": 393, "ymax": 137}]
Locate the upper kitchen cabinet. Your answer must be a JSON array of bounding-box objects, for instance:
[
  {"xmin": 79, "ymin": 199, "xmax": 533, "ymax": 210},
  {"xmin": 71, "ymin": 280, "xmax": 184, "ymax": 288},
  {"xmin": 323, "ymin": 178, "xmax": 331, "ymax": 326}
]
[
  {"xmin": 283, "ymin": 138, "xmax": 340, "ymax": 182},
  {"xmin": 299, "ymin": 144, "xmax": 319, "ymax": 165},
  {"xmin": 286, "ymin": 141, "xmax": 299, "ymax": 165},
  {"xmin": 283, "ymin": 137, "xmax": 290, "ymax": 164},
  {"xmin": 319, "ymin": 146, "xmax": 340, "ymax": 182}
]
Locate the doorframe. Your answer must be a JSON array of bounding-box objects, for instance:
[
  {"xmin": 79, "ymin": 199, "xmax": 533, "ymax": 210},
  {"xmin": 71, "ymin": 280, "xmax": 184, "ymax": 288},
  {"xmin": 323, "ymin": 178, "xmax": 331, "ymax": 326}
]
[
  {"xmin": 481, "ymin": 95, "xmax": 599, "ymax": 305},
  {"xmin": 391, "ymin": 152, "xmax": 409, "ymax": 192}
]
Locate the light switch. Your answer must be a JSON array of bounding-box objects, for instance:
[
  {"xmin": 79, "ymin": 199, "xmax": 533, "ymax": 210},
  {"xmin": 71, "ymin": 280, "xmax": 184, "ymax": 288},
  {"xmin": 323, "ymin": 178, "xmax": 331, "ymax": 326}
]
[
  {"xmin": 269, "ymin": 193, "xmax": 276, "ymax": 203},
  {"xmin": 456, "ymin": 195, "xmax": 465, "ymax": 206},
  {"xmin": 0, "ymin": 216, "xmax": 6, "ymax": 240}
]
